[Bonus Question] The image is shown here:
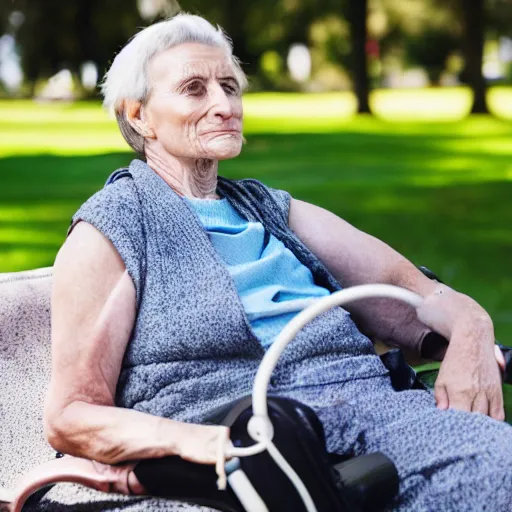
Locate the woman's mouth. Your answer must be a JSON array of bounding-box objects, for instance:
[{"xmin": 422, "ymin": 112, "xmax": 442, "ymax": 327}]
[{"xmin": 205, "ymin": 129, "xmax": 241, "ymax": 135}]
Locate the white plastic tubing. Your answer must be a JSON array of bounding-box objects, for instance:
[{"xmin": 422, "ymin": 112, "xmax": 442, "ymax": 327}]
[
  {"xmin": 252, "ymin": 284, "xmax": 423, "ymax": 418},
  {"xmin": 225, "ymin": 284, "xmax": 424, "ymax": 512}
]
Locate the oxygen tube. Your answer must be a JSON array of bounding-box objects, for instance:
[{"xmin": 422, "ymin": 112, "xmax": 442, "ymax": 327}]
[{"xmin": 221, "ymin": 284, "xmax": 423, "ymax": 512}]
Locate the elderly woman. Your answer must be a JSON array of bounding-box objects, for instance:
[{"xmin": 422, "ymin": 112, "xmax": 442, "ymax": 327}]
[{"xmin": 40, "ymin": 13, "xmax": 512, "ymax": 512}]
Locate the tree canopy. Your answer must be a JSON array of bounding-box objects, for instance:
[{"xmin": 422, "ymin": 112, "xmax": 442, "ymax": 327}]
[{"xmin": 1, "ymin": 0, "xmax": 510, "ymax": 113}]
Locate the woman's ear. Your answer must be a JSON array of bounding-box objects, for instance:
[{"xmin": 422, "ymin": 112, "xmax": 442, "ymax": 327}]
[{"xmin": 124, "ymin": 100, "xmax": 156, "ymax": 139}]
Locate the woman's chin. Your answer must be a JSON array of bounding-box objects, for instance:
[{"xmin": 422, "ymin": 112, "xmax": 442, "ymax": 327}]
[{"xmin": 204, "ymin": 137, "xmax": 243, "ymax": 161}]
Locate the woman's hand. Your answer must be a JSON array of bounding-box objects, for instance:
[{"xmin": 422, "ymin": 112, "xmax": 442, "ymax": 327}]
[
  {"xmin": 169, "ymin": 422, "xmax": 231, "ymax": 465},
  {"xmin": 9, "ymin": 422, "xmax": 233, "ymax": 512},
  {"xmin": 434, "ymin": 331, "xmax": 505, "ymax": 420},
  {"xmin": 417, "ymin": 290, "xmax": 505, "ymax": 421}
]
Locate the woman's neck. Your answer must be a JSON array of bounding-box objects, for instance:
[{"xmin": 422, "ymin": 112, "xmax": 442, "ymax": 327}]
[{"xmin": 145, "ymin": 144, "xmax": 220, "ymax": 199}]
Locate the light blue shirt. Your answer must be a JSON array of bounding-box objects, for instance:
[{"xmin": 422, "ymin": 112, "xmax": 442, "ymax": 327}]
[{"xmin": 186, "ymin": 197, "xmax": 331, "ymax": 348}]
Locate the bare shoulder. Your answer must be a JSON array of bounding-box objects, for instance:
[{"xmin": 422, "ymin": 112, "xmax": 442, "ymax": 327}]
[{"xmin": 53, "ymin": 221, "xmax": 130, "ymax": 305}]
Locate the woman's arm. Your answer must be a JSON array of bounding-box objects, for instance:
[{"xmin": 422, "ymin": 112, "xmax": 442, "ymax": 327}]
[
  {"xmin": 289, "ymin": 198, "xmax": 504, "ymax": 420},
  {"xmin": 288, "ymin": 198, "xmax": 435, "ymax": 350},
  {"xmin": 44, "ymin": 221, "xmax": 229, "ymax": 465}
]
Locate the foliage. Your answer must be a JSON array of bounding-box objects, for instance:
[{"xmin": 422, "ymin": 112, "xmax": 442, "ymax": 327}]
[
  {"xmin": 179, "ymin": 0, "xmax": 347, "ymax": 88},
  {"xmin": 0, "ymin": 0, "xmax": 144, "ymax": 94},
  {"xmin": 487, "ymin": 0, "xmax": 512, "ymax": 38},
  {"xmin": 0, "ymin": 0, "xmax": 509, "ymax": 111},
  {"xmin": 372, "ymin": 0, "xmax": 462, "ymax": 83},
  {"xmin": 406, "ymin": 29, "xmax": 459, "ymax": 84}
]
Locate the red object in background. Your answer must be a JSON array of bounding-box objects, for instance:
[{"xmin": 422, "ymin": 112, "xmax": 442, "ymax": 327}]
[{"xmin": 366, "ymin": 39, "xmax": 380, "ymax": 59}]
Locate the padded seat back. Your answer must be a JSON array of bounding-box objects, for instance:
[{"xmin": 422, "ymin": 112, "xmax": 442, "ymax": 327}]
[{"xmin": 0, "ymin": 268, "xmax": 54, "ymax": 490}]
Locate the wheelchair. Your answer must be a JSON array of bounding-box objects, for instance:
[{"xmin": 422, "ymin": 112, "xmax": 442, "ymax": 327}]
[{"xmin": 1, "ymin": 267, "xmax": 511, "ymax": 512}]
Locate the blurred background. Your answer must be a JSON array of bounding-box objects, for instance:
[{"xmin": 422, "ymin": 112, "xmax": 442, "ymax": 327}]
[{"xmin": 1, "ymin": 0, "xmax": 512, "ymax": 342}]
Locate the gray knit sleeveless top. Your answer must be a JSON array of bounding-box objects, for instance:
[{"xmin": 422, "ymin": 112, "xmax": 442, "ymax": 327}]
[{"xmin": 70, "ymin": 159, "xmax": 387, "ymax": 423}]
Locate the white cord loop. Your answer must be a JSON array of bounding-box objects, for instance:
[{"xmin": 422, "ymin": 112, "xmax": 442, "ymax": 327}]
[
  {"xmin": 215, "ymin": 434, "xmax": 232, "ymax": 490},
  {"xmin": 220, "ymin": 284, "xmax": 424, "ymax": 511}
]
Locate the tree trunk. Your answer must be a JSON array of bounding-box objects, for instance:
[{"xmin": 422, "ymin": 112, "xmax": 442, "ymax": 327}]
[
  {"xmin": 461, "ymin": 0, "xmax": 488, "ymax": 114},
  {"xmin": 348, "ymin": 0, "xmax": 371, "ymax": 114},
  {"xmin": 223, "ymin": 0, "xmax": 257, "ymax": 76},
  {"xmin": 76, "ymin": 0, "xmax": 95, "ymax": 64}
]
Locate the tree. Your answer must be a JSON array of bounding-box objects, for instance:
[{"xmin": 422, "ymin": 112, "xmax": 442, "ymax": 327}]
[
  {"xmin": 346, "ymin": 0, "xmax": 371, "ymax": 113},
  {"xmin": 179, "ymin": 0, "xmax": 276, "ymax": 76},
  {"xmin": 2, "ymin": 0, "xmax": 144, "ymax": 96},
  {"xmin": 406, "ymin": 29, "xmax": 458, "ymax": 85},
  {"xmin": 460, "ymin": 0, "xmax": 488, "ymax": 113},
  {"xmin": 384, "ymin": 0, "xmax": 490, "ymax": 113},
  {"xmin": 426, "ymin": 0, "xmax": 489, "ymax": 112}
]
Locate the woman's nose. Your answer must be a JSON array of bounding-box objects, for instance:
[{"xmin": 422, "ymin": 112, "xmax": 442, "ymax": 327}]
[{"xmin": 209, "ymin": 83, "xmax": 234, "ymax": 120}]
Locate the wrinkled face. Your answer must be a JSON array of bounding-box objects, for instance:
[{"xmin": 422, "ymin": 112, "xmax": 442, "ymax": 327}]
[{"xmin": 143, "ymin": 43, "xmax": 243, "ymax": 160}]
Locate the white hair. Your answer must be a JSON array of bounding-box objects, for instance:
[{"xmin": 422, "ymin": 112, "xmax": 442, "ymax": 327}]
[{"xmin": 101, "ymin": 13, "xmax": 248, "ymax": 155}]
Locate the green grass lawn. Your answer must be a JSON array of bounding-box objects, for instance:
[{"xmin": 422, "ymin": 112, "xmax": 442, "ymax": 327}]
[{"xmin": 2, "ymin": 87, "xmax": 512, "ymax": 417}]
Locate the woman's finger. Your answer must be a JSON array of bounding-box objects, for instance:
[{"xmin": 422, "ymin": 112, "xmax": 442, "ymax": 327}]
[
  {"xmin": 495, "ymin": 345, "xmax": 506, "ymax": 373},
  {"xmin": 471, "ymin": 392, "xmax": 489, "ymax": 416},
  {"xmin": 489, "ymin": 390, "xmax": 505, "ymax": 422},
  {"xmin": 434, "ymin": 384, "xmax": 449, "ymax": 410},
  {"xmin": 445, "ymin": 389, "xmax": 472, "ymax": 412},
  {"xmin": 178, "ymin": 424, "xmax": 231, "ymax": 464}
]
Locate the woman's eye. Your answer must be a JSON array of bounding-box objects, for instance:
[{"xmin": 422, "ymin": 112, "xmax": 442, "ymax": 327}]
[
  {"xmin": 184, "ymin": 82, "xmax": 205, "ymax": 96},
  {"xmin": 222, "ymin": 83, "xmax": 239, "ymax": 95}
]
